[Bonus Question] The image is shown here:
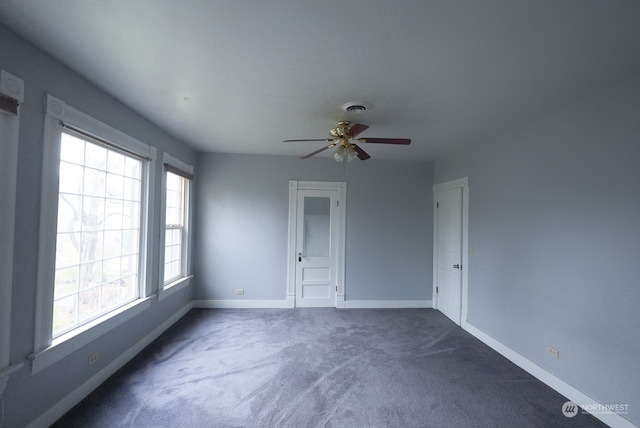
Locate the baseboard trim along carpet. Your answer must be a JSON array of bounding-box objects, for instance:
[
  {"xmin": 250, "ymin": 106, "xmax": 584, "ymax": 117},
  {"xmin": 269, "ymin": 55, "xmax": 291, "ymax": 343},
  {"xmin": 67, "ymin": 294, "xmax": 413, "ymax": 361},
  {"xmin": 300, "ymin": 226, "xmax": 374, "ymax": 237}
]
[
  {"xmin": 344, "ymin": 299, "xmax": 432, "ymax": 309},
  {"xmin": 462, "ymin": 321, "xmax": 637, "ymax": 428},
  {"xmin": 193, "ymin": 299, "xmax": 290, "ymax": 309},
  {"xmin": 193, "ymin": 299, "xmax": 432, "ymax": 309},
  {"xmin": 27, "ymin": 303, "xmax": 193, "ymax": 428}
]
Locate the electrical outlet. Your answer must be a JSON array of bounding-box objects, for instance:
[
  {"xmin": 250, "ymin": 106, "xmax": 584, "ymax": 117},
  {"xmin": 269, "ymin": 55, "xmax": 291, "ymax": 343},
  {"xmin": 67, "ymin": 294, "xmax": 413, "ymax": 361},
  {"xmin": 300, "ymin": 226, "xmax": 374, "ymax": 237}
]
[
  {"xmin": 236, "ymin": 288, "xmax": 244, "ymax": 295},
  {"xmin": 546, "ymin": 346, "xmax": 559, "ymax": 359},
  {"xmin": 88, "ymin": 352, "xmax": 99, "ymax": 366}
]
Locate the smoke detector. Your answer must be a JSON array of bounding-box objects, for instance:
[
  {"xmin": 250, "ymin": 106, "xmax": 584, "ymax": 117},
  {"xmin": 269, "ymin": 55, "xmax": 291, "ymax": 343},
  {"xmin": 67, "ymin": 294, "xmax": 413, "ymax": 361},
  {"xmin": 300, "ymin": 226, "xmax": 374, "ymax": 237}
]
[{"xmin": 341, "ymin": 101, "xmax": 370, "ymax": 114}]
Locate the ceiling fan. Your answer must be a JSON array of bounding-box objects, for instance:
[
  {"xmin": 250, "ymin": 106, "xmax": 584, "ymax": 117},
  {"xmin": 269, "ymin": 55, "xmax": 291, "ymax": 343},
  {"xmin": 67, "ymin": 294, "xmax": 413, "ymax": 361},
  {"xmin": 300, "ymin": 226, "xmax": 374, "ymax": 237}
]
[{"xmin": 284, "ymin": 120, "xmax": 411, "ymax": 162}]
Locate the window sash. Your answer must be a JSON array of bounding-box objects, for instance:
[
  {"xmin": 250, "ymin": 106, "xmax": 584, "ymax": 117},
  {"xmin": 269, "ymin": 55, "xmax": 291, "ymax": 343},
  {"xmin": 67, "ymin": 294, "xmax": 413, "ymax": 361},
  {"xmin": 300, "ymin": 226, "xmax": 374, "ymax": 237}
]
[
  {"xmin": 164, "ymin": 225, "xmax": 184, "ymax": 285},
  {"xmin": 52, "ymin": 132, "xmax": 145, "ymax": 338},
  {"xmin": 163, "ymin": 175, "xmax": 188, "ymax": 285}
]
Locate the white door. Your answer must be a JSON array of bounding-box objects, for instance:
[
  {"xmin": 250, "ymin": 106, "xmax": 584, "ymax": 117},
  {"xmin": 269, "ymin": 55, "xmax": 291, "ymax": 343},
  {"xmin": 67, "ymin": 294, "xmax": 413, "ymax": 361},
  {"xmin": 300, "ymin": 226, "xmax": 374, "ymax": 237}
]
[
  {"xmin": 434, "ymin": 181, "xmax": 466, "ymax": 325},
  {"xmin": 295, "ymin": 190, "xmax": 337, "ymax": 307}
]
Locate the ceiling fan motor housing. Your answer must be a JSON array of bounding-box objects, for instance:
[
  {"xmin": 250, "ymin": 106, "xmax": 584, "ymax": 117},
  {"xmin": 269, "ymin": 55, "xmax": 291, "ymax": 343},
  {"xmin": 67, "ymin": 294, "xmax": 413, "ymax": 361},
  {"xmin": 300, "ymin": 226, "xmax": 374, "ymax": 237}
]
[{"xmin": 330, "ymin": 121, "xmax": 352, "ymax": 139}]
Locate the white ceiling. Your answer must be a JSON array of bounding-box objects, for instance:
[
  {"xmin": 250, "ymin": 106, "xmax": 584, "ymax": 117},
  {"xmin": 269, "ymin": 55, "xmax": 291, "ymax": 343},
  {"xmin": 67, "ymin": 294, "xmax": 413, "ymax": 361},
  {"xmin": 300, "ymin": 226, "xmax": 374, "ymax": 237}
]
[{"xmin": 2, "ymin": 1, "xmax": 640, "ymax": 161}]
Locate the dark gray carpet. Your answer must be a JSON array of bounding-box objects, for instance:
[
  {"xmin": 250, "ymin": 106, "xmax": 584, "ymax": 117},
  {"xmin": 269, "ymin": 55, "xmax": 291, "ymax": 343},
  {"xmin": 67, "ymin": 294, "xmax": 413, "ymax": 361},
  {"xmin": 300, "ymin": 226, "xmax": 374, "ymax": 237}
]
[{"xmin": 53, "ymin": 309, "xmax": 606, "ymax": 427}]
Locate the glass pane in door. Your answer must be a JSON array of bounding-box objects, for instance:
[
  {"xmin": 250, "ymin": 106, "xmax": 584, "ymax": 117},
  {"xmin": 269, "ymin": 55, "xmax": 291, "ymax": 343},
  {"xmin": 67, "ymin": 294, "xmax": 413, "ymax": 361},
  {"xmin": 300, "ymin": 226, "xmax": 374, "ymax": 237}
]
[{"xmin": 303, "ymin": 196, "xmax": 331, "ymax": 257}]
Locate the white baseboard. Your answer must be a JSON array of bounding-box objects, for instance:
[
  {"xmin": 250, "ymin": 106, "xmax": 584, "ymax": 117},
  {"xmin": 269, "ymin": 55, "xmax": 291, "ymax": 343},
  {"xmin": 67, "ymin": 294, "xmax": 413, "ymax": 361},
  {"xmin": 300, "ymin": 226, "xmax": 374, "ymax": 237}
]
[
  {"xmin": 27, "ymin": 303, "xmax": 193, "ymax": 428},
  {"xmin": 192, "ymin": 299, "xmax": 289, "ymax": 309},
  {"xmin": 462, "ymin": 321, "xmax": 637, "ymax": 428},
  {"xmin": 344, "ymin": 300, "xmax": 432, "ymax": 309},
  {"xmin": 286, "ymin": 293, "xmax": 295, "ymax": 308},
  {"xmin": 193, "ymin": 299, "xmax": 432, "ymax": 309}
]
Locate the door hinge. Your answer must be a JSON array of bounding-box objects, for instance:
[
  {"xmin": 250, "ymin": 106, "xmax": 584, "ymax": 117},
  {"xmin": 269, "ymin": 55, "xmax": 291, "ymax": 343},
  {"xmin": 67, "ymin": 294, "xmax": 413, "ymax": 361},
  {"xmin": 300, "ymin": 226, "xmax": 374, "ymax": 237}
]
[
  {"xmin": 336, "ymin": 286, "xmax": 338, "ymax": 291},
  {"xmin": 337, "ymin": 200, "xmax": 339, "ymax": 207},
  {"xmin": 436, "ymin": 286, "xmax": 438, "ymax": 293},
  {"xmin": 436, "ymin": 201, "xmax": 439, "ymax": 208}
]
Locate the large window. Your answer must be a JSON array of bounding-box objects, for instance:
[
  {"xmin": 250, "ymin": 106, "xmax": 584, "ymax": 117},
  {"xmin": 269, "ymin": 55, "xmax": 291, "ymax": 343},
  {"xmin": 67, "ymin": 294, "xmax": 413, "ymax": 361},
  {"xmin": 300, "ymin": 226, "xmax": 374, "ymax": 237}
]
[
  {"xmin": 53, "ymin": 131, "xmax": 143, "ymax": 337},
  {"xmin": 161, "ymin": 155, "xmax": 193, "ymax": 290},
  {"xmin": 33, "ymin": 95, "xmax": 155, "ymax": 374}
]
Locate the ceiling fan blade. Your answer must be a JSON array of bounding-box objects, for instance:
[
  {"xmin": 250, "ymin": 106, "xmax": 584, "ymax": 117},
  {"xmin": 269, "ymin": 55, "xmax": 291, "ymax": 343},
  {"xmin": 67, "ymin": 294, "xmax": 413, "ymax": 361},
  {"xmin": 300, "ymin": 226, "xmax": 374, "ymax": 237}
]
[
  {"xmin": 357, "ymin": 137, "xmax": 411, "ymax": 145},
  {"xmin": 351, "ymin": 144, "xmax": 371, "ymax": 160},
  {"xmin": 284, "ymin": 138, "xmax": 335, "ymax": 142},
  {"xmin": 348, "ymin": 123, "xmax": 369, "ymax": 138},
  {"xmin": 300, "ymin": 144, "xmax": 335, "ymax": 159}
]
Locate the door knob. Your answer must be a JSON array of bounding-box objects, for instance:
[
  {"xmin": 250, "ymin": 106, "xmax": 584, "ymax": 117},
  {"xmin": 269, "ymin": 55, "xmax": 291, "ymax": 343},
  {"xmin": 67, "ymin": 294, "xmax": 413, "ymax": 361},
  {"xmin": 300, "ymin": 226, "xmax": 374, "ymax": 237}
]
[
  {"xmin": 298, "ymin": 253, "xmax": 302, "ymax": 262},
  {"xmin": 453, "ymin": 263, "xmax": 461, "ymax": 270}
]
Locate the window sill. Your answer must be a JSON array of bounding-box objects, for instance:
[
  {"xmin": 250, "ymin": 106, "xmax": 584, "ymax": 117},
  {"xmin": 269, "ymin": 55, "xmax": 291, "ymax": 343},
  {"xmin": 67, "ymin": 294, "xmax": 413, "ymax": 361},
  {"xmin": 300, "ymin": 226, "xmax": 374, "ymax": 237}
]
[
  {"xmin": 158, "ymin": 275, "xmax": 192, "ymax": 302},
  {"xmin": 29, "ymin": 297, "xmax": 152, "ymax": 375}
]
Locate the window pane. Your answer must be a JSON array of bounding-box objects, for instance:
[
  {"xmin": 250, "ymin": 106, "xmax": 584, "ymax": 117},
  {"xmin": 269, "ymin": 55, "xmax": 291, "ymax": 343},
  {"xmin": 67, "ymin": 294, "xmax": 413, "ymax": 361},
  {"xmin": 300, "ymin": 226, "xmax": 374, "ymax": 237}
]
[
  {"xmin": 303, "ymin": 196, "xmax": 331, "ymax": 257},
  {"xmin": 85, "ymin": 143, "xmax": 106, "ymax": 169},
  {"xmin": 79, "ymin": 261, "xmax": 101, "ymax": 290},
  {"xmin": 83, "ymin": 168, "xmax": 106, "ymax": 197},
  {"xmin": 107, "ymin": 151, "xmax": 124, "ymax": 175},
  {"xmin": 53, "ymin": 134, "xmax": 143, "ymax": 338},
  {"xmin": 59, "ymin": 162, "xmax": 84, "ymax": 194},
  {"xmin": 53, "ymin": 295, "xmax": 78, "ymax": 333},
  {"xmin": 120, "ymin": 275, "xmax": 137, "ymax": 302},
  {"xmin": 57, "ymin": 194, "xmax": 82, "ymax": 232},
  {"xmin": 78, "ymin": 287, "xmax": 101, "ymax": 321},
  {"xmin": 105, "ymin": 199, "xmax": 123, "ymax": 230},
  {"xmin": 55, "ymin": 232, "xmax": 81, "ymax": 270},
  {"xmin": 81, "ymin": 231, "xmax": 103, "ymax": 262},
  {"xmin": 123, "ymin": 201, "xmax": 140, "ymax": 230},
  {"xmin": 102, "ymin": 281, "xmax": 120, "ymax": 310},
  {"xmin": 54, "ymin": 266, "xmax": 78, "ymax": 298},
  {"xmin": 60, "ymin": 133, "xmax": 85, "ymax": 164},
  {"xmin": 106, "ymin": 173, "xmax": 124, "ymax": 198},
  {"xmin": 124, "ymin": 157, "xmax": 141, "ymax": 179},
  {"xmin": 123, "ymin": 177, "xmax": 140, "ymax": 201},
  {"xmin": 82, "ymin": 197, "xmax": 105, "ymax": 231}
]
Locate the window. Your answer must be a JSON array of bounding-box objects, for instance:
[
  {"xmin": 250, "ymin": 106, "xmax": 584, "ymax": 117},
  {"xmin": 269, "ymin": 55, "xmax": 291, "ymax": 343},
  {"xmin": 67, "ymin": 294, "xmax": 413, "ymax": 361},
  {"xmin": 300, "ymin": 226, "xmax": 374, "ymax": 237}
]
[
  {"xmin": 53, "ymin": 131, "xmax": 143, "ymax": 337},
  {"xmin": 32, "ymin": 95, "xmax": 155, "ymax": 374},
  {"xmin": 161, "ymin": 154, "xmax": 193, "ymax": 291},
  {"xmin": 164, "ymin": 171, "xmax": 186, "ymax": 283}
]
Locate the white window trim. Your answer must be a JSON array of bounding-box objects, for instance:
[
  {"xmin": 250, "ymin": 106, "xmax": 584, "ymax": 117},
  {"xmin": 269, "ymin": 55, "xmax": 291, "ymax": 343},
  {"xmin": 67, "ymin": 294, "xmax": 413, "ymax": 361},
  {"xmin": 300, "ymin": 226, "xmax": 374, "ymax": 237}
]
[
  {"xmin": 158, "ymin": 152, "xmax": 193, "ymax": 300},
  {"xmin": 158, "ymin": 276, "xmax": 193, "ymax": 302},
  {"xmin": 32, "ymin": 94, "xmax": 156, "ymax": 374},
  {"xmin": 0, "ymin": 70, "xmax": 26, "ymax": 392}
]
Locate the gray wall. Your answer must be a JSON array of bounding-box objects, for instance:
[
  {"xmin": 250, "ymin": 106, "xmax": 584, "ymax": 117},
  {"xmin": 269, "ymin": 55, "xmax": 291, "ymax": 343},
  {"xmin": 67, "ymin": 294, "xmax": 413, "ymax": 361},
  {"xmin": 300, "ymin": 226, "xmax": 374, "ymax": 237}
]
[
  {"xmin": 435, "ymin": 77, "xmax": 640, "ymax": 424},
  {"xmin": 1, "ymin": 24, "xmax": 196, "ymax": 427},
  {"xmin": 194, "ymin": 154, "xmax": 434, "ymax": 302}
]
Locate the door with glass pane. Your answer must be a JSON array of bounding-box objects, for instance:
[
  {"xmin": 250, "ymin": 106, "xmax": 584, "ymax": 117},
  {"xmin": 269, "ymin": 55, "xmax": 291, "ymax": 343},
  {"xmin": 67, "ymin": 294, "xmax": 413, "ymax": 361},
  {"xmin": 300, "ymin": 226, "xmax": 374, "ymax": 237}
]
[{"xmin": 295, "ymin": 190, "xmax": 337, "ymax": 307}]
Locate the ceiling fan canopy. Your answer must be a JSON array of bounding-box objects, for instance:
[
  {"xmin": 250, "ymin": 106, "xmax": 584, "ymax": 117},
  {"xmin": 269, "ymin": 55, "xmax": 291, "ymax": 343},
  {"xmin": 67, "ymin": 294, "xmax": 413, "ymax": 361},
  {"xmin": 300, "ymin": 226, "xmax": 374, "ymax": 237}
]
[{"xmin": 284, "ymin": 120, "xmax": 411, "ymax": 162}]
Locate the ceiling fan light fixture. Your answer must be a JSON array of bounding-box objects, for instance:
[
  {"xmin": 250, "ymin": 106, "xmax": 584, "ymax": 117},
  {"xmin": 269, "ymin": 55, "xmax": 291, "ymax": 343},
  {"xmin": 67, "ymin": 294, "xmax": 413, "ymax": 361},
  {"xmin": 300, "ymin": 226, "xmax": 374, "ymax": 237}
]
[
  {"xmin": 345, "ymin": 145, "xmax": 358, "ymax": 162},
  {"xmin": 341, "ymin": 102, "xmax": 370, "ymax": 114},
  {"xmin": 333, "ymin": 144, "xmax": 357, "ymax": 162}
]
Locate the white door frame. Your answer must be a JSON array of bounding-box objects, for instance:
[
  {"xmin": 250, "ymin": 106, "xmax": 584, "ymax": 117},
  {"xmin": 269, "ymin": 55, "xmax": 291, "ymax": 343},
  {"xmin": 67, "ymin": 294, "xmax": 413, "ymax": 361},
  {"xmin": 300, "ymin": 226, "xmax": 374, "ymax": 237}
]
[
  {"xmin": 433, "ymin": 177, "xmax": 469, "ymax": 325},
  {"xmin": 287, "ymin": 181, "xmax": 346, "ymax": 308}
]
